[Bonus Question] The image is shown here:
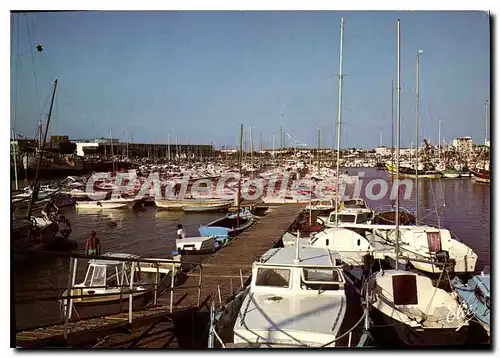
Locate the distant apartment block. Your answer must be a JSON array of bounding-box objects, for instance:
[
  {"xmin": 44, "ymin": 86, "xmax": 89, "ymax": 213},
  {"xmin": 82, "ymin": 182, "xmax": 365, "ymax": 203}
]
[{"xmin": 452, "ymin": 136, "xmax": 473, "ymax": 156}]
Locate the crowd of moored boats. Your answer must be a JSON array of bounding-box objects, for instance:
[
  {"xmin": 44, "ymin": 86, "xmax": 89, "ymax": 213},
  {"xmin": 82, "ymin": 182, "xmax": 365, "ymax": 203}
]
[{"xmin": 12, "ymin": 160, "xmax": 490, "ymax": 348}]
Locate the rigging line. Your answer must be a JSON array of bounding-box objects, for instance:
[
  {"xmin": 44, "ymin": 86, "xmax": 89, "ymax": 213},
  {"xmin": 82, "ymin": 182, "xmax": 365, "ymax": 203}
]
[
  {"xmin": 25, "ymin": 13, "xmax": 42, "ymax": 123},
  {"xmin": 13, "ymin": 14, "xmax": 20, "ymax": 133}
]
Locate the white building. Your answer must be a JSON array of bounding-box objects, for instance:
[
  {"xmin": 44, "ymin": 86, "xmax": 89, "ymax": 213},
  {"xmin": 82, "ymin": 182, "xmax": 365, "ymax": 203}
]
[{"xmin": 452, "ymin": 137, "xmax": 473, "ymax": 156}]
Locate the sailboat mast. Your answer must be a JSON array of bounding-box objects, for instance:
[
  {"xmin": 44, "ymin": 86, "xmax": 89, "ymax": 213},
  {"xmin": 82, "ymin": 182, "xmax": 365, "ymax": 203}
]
[
  {"xmin": 12, "ymin": 129, "xmax": 19, "ymax": 190},
  {"xmin": 415, "ymin": 49, "xmax": 422, "ymax": 225},
  {"xmin": 250, "ymin": 125, "xmax": 254, "ymax": 177},
  {"xmin": 168, "ymin": 133, "xmax": 171, "ymax": 161},
  {"xmin": 335, "ymin": 17, "xmax": 344, "ymax": 227},
  {"xmin": 236, "ymin": 123, "xmax": 244, "ymax": 227},
  {"xmin": 27, "ymin": 79, "xmax": 58, "ymax": 218},
  {"xmin": 485, "ymin": 100, "xmax": 489, "ymax": 145},
  {"xmin": 317, "ymin": 127, "xmax": 321, "ymax": 174},
  {"xmin": 395, "ymin": 20, "xmax": 401, "ymax": 268},
  {"xmin": 126, "ymin": 126, "xmax": 129, "ymax": 159},
  {"xmin": 391, "ymin": 80, "xmax": 394, "ymax": 180},
  {"xmin": 438, "ymin": 117, "xmax": 441, "ymax": 163}
]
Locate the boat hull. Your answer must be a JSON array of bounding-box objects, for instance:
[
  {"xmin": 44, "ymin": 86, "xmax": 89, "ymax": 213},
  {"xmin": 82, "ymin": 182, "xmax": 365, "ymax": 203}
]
[
  {"xmin": 372, "ymin": 308, "xmax": 469, "ymax": 346},
  {"xmin": 60, "ymin": 290, "xmax": 152, "ymax": 321}
]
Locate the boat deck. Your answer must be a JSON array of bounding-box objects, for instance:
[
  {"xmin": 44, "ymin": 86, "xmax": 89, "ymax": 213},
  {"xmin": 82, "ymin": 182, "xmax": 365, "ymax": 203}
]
[{"xmin": 15, "ymin": 204, "xmax": 305, "ymax": 348}]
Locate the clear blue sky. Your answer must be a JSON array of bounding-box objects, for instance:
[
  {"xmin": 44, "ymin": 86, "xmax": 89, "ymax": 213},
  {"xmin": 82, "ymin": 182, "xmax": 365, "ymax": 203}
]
[{"xmin": 10, "ymin": 11, "xmax": 490, "ymax": 149}]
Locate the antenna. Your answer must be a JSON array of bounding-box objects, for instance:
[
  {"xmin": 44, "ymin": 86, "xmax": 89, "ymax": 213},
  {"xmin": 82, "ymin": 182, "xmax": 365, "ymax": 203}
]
[{"xmin": 294, "ymin": 230, "xmax": 300, "ymax": 264}]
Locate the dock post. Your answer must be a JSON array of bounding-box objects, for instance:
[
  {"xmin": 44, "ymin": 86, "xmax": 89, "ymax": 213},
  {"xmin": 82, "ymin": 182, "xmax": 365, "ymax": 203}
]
[
  {"xmin": 154, "ymin": 263, "xmax": 159, "ymax": 305},
  {"xmin": 230, "ymin": 276, "xmax": 233, "ymax": 294},
  {"xmin": 217, "ymin": 285, "xmax": 222, "ymax": 306},
  {"xmin": 129, "ymin": 261, "xmax": 135, "ymax": 325},
  {"xmin": 239, "ymin": 269, "xmax": 244, "ymax": 287},
  {"xmin": 197, "ymin": 267, "xmax": 203, "ymax": 307},
  {"xmin": 119, "ymin": 262, "xmax": 125, "ymax": 312},
  {"xmin": 63, "ymin": 257, "xmax": 73, "ymax": 340},
  {"xmin": 169, "ymin": 264, "xmax": 175, "ymax": 314},
  {"xmin": 68, "ymin": 258, "xmax": 77, "ymax": 320}
]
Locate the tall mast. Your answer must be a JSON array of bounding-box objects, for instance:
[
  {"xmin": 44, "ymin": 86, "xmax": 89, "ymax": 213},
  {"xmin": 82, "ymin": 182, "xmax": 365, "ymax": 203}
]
[
  {"xmin": 391, "ymin": 80, "xmax": 394, "ymax": 180},
  {"xmin": 250, "ymin": 125, "xmax": 254, "ymax": 177},
  {"xmin": 168, "ymin": 133, "xmax": 171, "ymax": 161},
  {"xmin": 438, "ymin": 117, "xmax": 441, "ymax": 163},
  {"xmin": 317, "ymin": 127, "xmax": 321, "ymax": 174},
  {"xmin": 335, "ymin": 17, "xmax": 345, "ymax": 227},
  {"xmin": 415, "ymin": 49, "xmax": 423, "ymax": 225},
  {"xmin": 485, "ymin": 100, "xmax": 489, "ymax": 145},
  {"xmin": 125, "ymin": 126, "xmax": 129, "ymax": 158},
  {"xmin": 27, "ymin": 79, "xmax": 58, "ymax": 218},
  {"xmin": 379, "ymin": 129, "xmax": 383, "ymax": 147},
  {"xmin": 12, "ymin": 129, "xmax": 19, "ymax": 190},
  {"xmin": 236, "ymin": 123, "xmax": 244, "ymax": 227},
  {"xmin": 395, "ymin": 20, "xmax": 401, "ymax": 268}
]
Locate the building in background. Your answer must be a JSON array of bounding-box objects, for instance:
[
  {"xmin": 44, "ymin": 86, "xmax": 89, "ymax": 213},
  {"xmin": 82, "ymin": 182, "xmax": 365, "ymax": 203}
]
[{"xmin": 452, "ymin": 137, "xmax": 473, "ymax": 157}]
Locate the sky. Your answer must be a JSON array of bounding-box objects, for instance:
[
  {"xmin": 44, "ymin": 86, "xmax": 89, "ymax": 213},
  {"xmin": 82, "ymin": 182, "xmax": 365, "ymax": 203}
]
[{"xmin": 10, "ymin": 11, "xmax": 490, "ymax": 149}]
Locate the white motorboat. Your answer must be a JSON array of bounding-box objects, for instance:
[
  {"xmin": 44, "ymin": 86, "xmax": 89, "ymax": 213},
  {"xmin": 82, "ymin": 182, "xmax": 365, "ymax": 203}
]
[
  {"xmin": 60, "ymin": 253, "xmax": 180, "ymax": 320},
  {"xmin": 75, "ymin": 201, "xmax": 129, "ymax": 210},
  {"xmin": 369, "ymin": 269, "xmax": 469, "ymax": 346},
  {"xmin": 228, "ymin": 246, "xmax": 350, "ymax": 347},
  {"xmin": 176, "ymin": 236, "xmax": 216, "ymax": 253}
]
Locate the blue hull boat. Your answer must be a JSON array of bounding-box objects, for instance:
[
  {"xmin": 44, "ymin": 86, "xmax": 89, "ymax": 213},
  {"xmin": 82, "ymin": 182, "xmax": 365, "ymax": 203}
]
[
  {"xmin": 452, "ymin": 271, "xmax": 490, "ymax": 335},
  {"xmin": 198, "ymin": 209, "xmax": 255, "ymax": 239}
]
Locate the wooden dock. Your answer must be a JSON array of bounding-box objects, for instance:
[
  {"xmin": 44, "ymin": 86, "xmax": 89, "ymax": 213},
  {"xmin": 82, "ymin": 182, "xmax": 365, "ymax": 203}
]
[{"xmin": 15, "ymin": 203, "xmax": 305, "ymax": 348}]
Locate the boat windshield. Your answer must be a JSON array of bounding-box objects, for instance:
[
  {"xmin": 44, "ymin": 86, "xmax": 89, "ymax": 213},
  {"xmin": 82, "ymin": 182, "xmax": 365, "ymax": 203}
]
[
  {"xmin": 330, "ymin": 214, "xmax": 356, "ymax": 224},
  {"xmin": 255, "ymin": 268, "xmax": 291, "ymax": 288},
  {"xmin": 84, "ymin": 265, "xmax": 107, "ymax": 287},
  {"xmin": 302, "ymin": 268, "xmax": 342, "ymax": 283},
  {"xmin": 300, "ymin": 268, "xmax": 343, "ymax": 291}
]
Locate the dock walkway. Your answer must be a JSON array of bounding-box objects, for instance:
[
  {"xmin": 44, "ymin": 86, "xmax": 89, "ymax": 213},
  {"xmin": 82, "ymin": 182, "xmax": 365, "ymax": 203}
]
[{"xmin": 15, "ymin": 204, "xmax": 305, "ymax": 348}]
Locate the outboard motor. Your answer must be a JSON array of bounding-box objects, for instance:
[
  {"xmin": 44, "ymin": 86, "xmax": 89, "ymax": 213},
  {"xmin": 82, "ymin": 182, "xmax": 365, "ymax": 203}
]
[{"xmin": 435, "ymin": 250, "xmax": 450, "ymax": 263}]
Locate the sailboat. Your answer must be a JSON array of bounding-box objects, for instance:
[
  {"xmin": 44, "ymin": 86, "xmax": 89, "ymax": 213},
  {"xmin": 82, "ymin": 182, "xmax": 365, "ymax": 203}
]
[{"xmin": 368, "ymin": 20, "xmax": 469, "ymax": 347}]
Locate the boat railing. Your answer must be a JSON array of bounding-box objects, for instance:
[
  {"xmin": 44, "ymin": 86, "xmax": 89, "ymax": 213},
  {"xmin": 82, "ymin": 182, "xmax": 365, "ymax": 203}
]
[{"xmin": 15, "ymin": 251, "xmax": 253, "ymax": 340}]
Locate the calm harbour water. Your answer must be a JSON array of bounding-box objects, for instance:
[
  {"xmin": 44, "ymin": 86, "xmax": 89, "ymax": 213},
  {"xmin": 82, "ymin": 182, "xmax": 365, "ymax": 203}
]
[{"xmin": 13, "ymin": 168, "xmax": 491, "ymax": 332}]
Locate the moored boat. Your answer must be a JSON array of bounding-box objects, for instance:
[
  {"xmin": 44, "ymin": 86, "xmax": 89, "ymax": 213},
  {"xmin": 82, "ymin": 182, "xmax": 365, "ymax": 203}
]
[
  {"xmin": 198, "ymin": 208, "xmax": 255, "ymax": 238},
  {"xmin": 452, "ymin": 268, "xmax": 490, "ymax": 336}
]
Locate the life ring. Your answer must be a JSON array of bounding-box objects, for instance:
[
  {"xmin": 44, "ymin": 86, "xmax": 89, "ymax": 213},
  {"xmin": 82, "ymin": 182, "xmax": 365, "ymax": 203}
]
[{"xmin": 97, "ymin": 201, "xmax": 103, "ymax": 207}]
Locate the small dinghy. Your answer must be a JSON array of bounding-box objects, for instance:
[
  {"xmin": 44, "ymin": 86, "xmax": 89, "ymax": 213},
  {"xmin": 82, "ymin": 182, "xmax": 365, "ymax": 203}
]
[
  {"xmin": 75, "ymin": 201, "xmax": 129, "ymax": 210},
  {"xmin": 198, "ymin": 208, "xmax": 255, "ymax": 238},
  {"xmin": 452, "ymin": 267, "xmax": 491, "ymax": 336},
  {"xmin": 182, "ymin": 202, "xmax": 231, "ymax": 213}
]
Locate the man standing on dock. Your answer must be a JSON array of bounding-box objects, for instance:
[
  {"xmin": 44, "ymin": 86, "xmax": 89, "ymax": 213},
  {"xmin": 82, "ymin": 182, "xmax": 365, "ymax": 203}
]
[
  {"xmin": 85, "ymin": 231, "xmax": 101, "ymax": 257},
  {"xmin": 176, "ymin": 224, "xmax": 186, "ymax": 240}
]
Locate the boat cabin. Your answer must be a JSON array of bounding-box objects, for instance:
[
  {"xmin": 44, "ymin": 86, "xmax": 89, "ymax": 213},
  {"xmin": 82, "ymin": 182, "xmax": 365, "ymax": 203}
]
[
  {"xmin": 233, "ymin": 246, "xmax": 348, "ymax": 347},
  {"xmin": 80, "ymin": 253, "xmax": 145, "ymax": 291},
  {"xmin": 324, "ymin": 208, "xmax": 373, "ymax": 228}
]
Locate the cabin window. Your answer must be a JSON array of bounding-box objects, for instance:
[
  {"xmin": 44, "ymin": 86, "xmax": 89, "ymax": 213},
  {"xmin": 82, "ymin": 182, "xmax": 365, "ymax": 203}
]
[
  {"xmin": 91, "ymin": 265, "xmax": 106, "ymax": 287},
  {"xmin": 356, "ymin": 213, "xmax": 372, "ymax": 224},
  {"xmin": 338, "ymin": 214, "xmax": 356, "ymax": 223},
  {"xmin": 84, "ymin": 266, "xmax": 94, "ymax": 287},
  {"xmin": 392, "ymin": 275, "xmax": 418, "ymax": 305},
  {"xmin": 106, "ymin": 266, "xmax": 119, "ymax": 288},
  {"xmin": 325, "ymin": 239, "xmax": 329, "ymax": 246},
  {"xmin": 302, "ymin": 268, "xmax": 341, "ymax": 282},
  {"xmin": 255, "ymin": 268, "xmax": 291, "ymax": 288},
  {"xmin": 301, "ymin": 268, "xmax": 343, "ymax": 291},
  {"xmin": 426, "ymin": 232, "xmax": 442, "ymax": 252}
]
